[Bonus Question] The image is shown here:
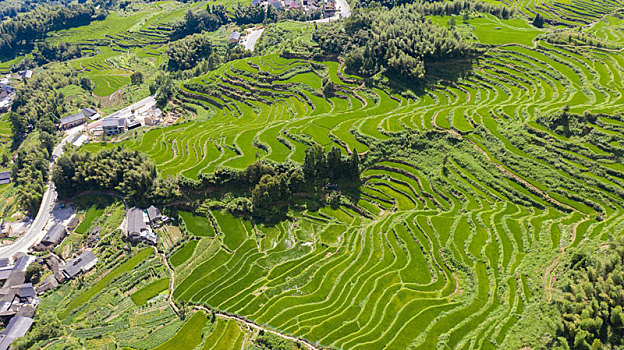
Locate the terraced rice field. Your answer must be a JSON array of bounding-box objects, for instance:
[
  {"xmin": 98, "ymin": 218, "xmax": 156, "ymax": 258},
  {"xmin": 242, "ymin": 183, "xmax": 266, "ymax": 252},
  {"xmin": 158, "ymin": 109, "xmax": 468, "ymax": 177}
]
[{"xmin": 145, "ymin": 3, "xmax": 624, "ymax": 347}]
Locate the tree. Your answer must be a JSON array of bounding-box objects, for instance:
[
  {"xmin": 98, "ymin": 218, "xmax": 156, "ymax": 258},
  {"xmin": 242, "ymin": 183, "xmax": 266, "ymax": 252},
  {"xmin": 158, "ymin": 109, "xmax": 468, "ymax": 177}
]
[
  {"xmin": 327, "ymin": 146, "xmax": 342, "ymax": 180},
  {"xmin": 303, "ymin": 144, "xmax": 327, "ymax": 186},
  {"xmin": 349, "ymin": 149, "xmax": 360, "ymax": 182},
  {"xmin": 25, "ymin": 263, "xmax": 43, "ymax": 284},
  {"xmin": 448, "ymin": 16, "xmax": 456, "ymax": 29},
  {"xmin": 533, "ymin": 13, "xmax": 545, "ymax": 28},
  {"xmin": 130, "ymin": 71, "xmax": 143, "ymax": 85},
  {"xmin": 80, "ymin": 77, "xmax": 93, "ymax": 92}
]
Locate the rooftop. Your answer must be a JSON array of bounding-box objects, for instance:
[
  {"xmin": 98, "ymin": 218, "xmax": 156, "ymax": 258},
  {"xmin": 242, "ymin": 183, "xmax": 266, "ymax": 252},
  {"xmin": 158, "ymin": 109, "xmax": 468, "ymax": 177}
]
[
  {"xmin": 127, "ymin": 207, "xmax": 149, "ymax": 235},
  {"xmin": 230, "ymin": 31, "xmax": 241, "ymax": 40},
  {"xmin": 60, "ymin": 112, "xmax": 86, "ymax": 126},
  {"xmin": 41, "ymin": 224, "xmax": 65, "ymax": 246}
]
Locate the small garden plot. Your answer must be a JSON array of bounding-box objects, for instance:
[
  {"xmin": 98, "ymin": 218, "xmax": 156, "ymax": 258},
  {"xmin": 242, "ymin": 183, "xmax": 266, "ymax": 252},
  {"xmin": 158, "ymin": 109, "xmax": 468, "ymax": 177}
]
[
  {"xmin": 74, "ymin": 195, "xmax": 119, "ymax": 234},
  {"xmin": 179, "ymin": 211, "xmax": 216, "ymax": 237},
  {"xmin": 59, "ymin": 248, "xmax": 153, "ymax": 319},
  {"xmin": 169, "ymin": 240, "xmax": 199, "ymax": 268},
  {"xmin": 211, "ymin": 210, "xmax": 249, "ymax": 251},
  {"xmin": 131, "ymin": 278, "xmax": 170, "ymax": 306},
  {"xmin": 152, "ymin": 311, "xmax": 207, "ymax": 350},
  {"xmin": 319, "ymin": 224, "xmax": 346, "ymax": 246}
]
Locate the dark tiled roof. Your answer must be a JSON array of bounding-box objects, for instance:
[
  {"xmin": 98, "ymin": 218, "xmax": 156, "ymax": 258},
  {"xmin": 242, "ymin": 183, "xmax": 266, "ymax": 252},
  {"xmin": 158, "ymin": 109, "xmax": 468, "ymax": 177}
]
[
  {"xmin": 147, "ymin": 205, "xmax": 161, "ymax": 222},
  {"xmin": 41, "ymin": 224, "xmax": 66, "ymax": 246},
  {"xmin": 127, "ymin": 207, "xmax": 148, "ymax": 234},
  {"xmin": 82, "ymin": 108, "xmax": 98, "ymax": 117},
  {"xmin": 60, "ymin": 112, "xmax": 86, "ymax": 126},
  {"xmin": 13, "ymin": 256, "xmax": 30, "ymax": 272},
  {"xmin": 13, "ymin": 283, "xmax": 35, "ymax": 298}
]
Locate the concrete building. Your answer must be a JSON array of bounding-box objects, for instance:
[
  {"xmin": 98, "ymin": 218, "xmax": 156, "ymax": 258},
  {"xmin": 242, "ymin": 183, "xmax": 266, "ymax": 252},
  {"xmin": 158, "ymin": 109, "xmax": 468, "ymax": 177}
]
[{"xmin": 102, "ymin": 117, "xmax": 126, "ymax": 135}]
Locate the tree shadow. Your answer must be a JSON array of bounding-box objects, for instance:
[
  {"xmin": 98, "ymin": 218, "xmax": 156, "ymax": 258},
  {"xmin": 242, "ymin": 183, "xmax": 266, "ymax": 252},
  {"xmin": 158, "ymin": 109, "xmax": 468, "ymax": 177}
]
[{"xmin": 382, "ymin": 58, "xmax": 478, "ymax": 96}]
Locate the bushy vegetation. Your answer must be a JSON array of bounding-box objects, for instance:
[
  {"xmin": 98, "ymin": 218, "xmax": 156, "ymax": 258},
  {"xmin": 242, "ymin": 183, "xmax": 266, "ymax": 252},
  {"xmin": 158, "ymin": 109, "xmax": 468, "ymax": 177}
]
[
  {"xmin": 52, "ymin": 147, "xmax": 157, "ymax": 199},
  {"xmin": 167, "ymin": 32, "xmax": 216, "ymax": 71},
  {"xmin": 0, "ymin": 4, "xmax": 101, "ymax": 55},
  {"xmin": 314, "ymin": 3, "xmax": 475, "ymax": 80},
  {"xmin": 555, "ymin": 240, "xmax": 624, "ymax": 349}
]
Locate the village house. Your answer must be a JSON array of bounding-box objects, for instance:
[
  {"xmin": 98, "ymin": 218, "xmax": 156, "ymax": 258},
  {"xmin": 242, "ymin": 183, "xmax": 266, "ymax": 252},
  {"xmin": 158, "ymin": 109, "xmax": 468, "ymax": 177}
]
[
  {"xmin": 102, "ymin": 117, "xmax": 127, "ymax": 135},
  {"xmin": 19, "ymin": 70, "xmax": 33, "ymax": 80},
  {"xmin": 229, "ymin": 31, "xmax": 241, "ymax": 44},
  {"xmin": 125, "ymin": 207, "xmax": 158, "ymax": 244},
  {"xmin": 60, "ymin": 112, "xmax": 87, "ymax": 130},
  {"xmin": 147, "ymin": 205, "xmax": 163, "ymax": 228},
  {"xmin": 39, "ymin": 224, "xmax": 66, "ymax": 248},
  {"xmin": 61, "ymin": 251, "xmax": 98, "ymax": 280},
  {"xmin": 82, "ymin": 107, "xmax": 101, "ymax": 120},
  {"xmin": 0, "ymin": 172, "xmax": 10, "ymax": 186},
  {"xmin": 0, "ymin": 315, "xmax": 33, "ymax": 350}
]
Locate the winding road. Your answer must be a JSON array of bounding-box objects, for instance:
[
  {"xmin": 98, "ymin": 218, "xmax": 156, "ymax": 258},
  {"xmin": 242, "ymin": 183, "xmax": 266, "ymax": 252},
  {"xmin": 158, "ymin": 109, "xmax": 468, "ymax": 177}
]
[{"xmin": 0, "ymin": 127, "xmax": 82, "ymax": 259}]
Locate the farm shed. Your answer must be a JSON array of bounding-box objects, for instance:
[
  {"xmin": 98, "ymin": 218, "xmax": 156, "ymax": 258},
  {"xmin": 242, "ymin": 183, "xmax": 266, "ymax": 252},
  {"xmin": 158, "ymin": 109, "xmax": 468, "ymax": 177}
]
[
  {"xmin": 82, "ymin": 107, "xmax": 101, "ymax": 120},
  {"xmin": 0, "ymin": 172, "xmax": 10, "ymax": 185},
  {"xmin": 60, "ymin": 112, "xmax": 86, "ymax": 130},
  {"xmin": 40, "ymin": 224, "xmax": 66, "ymax": 247},
  {"xmin": 229, "ymin": 31, "xmax": 241, "ymax": 44}
]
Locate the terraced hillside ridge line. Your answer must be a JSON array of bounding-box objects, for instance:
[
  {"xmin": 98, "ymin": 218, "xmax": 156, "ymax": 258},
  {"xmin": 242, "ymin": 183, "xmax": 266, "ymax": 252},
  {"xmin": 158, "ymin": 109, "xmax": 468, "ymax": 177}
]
[{"xmin": 130, "ymin": 16, "xmax": 624, "ymax": 347}]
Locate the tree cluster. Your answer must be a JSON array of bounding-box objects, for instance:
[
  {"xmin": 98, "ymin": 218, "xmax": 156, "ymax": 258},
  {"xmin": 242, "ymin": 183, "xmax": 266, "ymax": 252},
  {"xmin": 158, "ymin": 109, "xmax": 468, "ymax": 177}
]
[
  {"xmin": 52, "ymin": 147, "xmax": 158, "ymax": 199},
  {"xmin": 166, "ymin": 32, "xmax": 214, "ymax": 71},
  {"xmin": 357, "ymin": 0, "xmax": 513, "ymax": 17},
  {"xmin": 32, "ymin": 41, "xmax": 84, "ymax": 66},
  {"xmin": 314, "ymin": 3, "xmax": 475, "ymax": 80},
  {"xmin": 232, "ymin": 3, "xmax": 278, "ymax": 25},
  {"xmin": 11, "ymin": 312, "xmax": 64, "ymax": 350},
  {"xmin": 537, "ymin": 107, "xmax": 597, "ymax": 138},
  {"xmin": 12, "ymin": 133, "xmax": 55, "ymax": 214},
  {"xmin": 170, "ymin": 6, "xmax": 228, "ymax": 40},
  {"xmin": 187, "ymin": 145, "xmax": 360, "ymax": 219},
  {"xmin": 555, "ymin": 239, "xmax": 624, "ymax": 349},
  {"xmin": 8, "ymin": 65, "xmax": 96, "ymax": 215},
  {"xmin": 0, "ymin": 4, "xmax": 100, "ymax": 55}
]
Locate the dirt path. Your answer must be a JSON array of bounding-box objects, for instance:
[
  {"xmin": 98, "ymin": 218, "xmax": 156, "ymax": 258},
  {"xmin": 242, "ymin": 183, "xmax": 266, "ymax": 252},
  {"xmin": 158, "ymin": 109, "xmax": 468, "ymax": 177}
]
[
  {"xmin": 542, "ymin": 219, "xmax": 584, "ymax": 302},
  {"xmin": 159, "ymin": 250, "xmax": 319, "ymax": 349},
  {"xmin": 467, "ymin": 139, "xmax": 574, "ymax": 212}
]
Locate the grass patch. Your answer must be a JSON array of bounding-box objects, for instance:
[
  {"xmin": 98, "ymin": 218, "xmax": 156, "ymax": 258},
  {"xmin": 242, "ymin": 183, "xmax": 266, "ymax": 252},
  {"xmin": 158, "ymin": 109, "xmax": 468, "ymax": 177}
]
[{"xmin": 130, "ymin": 277, "xmax": 170, "ymax": 306}]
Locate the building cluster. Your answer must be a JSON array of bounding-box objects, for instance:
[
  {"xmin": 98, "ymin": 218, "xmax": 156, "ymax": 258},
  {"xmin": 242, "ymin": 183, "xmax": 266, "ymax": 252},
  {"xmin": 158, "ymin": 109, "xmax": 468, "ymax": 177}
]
[
  {"xmin": 0, "ymin": 70, "xmax": 36, "ymax": 114},
  {"xmin": 0, "ymin": 76, "xmax": 16, "ymax": 114},
  {"xmin": 90, "ymin": 96, "xmax": 161, "ymax": 137},
  {"xmin": 125, "ymin": 205, "xmax": 166, "ymax": 245},
  {"xmin": 248, "ymin": 0, "xmax": 335, "ymax": 17},
  {"xmin": 0, "ymin": 255, "xmax": 37, "ymax": 350}
]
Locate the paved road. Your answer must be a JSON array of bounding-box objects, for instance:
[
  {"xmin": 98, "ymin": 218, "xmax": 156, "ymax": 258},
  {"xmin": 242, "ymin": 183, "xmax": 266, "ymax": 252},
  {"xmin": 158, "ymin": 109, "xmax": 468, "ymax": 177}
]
[
  {"xmin": 312, "ymin": 0, "xmax": 351, "ymax": 23},
  {"xmin": 0, "ymin": 128, "xmax": 81, "ymax": 259},
  {"xmin": 244, "ymin": 28, "xmax": 265, "ymax": 52}
]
